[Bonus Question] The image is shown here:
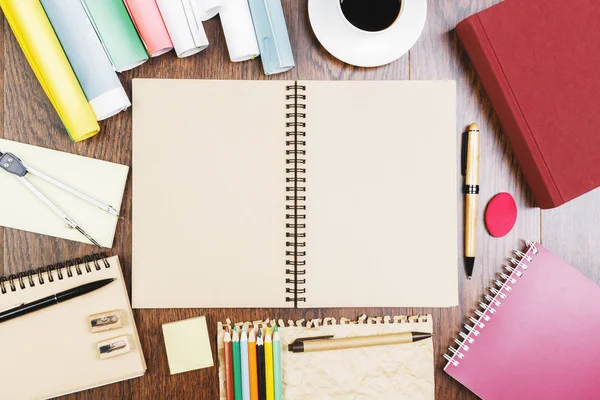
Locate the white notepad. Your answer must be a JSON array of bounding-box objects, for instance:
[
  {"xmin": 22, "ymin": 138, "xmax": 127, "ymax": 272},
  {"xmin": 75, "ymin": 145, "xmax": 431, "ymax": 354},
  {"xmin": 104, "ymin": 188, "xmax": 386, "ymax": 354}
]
[
  {"xmin": 0, "ymin": 139, "xmax": 129, "ymax": 247},
  {"xmin": 132, "ymin": 79, "xmax": 458, "ymax": 308},
  {"xmin": 0, "ymin": 255, "xmax": 146, "ymax": 399}
]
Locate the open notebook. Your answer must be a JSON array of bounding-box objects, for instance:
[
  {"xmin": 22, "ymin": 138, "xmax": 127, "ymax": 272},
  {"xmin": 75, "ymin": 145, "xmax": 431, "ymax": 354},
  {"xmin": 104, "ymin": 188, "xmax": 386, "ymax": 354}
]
[
  {"xmin": 0, "ymin": 138, "xmax": 129, "ymax": 247},
  {"xmin": 132, "ymin": 79, "xmax": 458, "ymax": 308},
  {"xmin": 445, "ymin": 242, "xmax": 600, "ymax": 399},
  {"xmin": 0, "ymin": 255, "xmax": 146, "ymax": 399},
  {"xmin": 218, "ymin": 315, "xmax": 434, "ymax": 400}
]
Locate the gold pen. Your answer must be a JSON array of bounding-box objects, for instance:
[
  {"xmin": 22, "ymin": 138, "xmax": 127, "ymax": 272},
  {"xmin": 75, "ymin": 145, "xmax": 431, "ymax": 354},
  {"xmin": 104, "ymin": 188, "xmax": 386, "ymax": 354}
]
[
  {"xmin": 288, "ymin": 331, "xmax": 433, "ymax": 353},
  {"xmin": 463, "ymin": 123, "xmax": 480, "ymax": 279}
]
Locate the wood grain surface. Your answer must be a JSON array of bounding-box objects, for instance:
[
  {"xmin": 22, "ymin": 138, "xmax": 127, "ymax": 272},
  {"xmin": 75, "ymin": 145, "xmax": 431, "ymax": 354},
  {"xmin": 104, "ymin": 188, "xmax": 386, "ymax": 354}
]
[{"xmin": 1, "ymin": 1, "xmax": 598, "ymax": 399}]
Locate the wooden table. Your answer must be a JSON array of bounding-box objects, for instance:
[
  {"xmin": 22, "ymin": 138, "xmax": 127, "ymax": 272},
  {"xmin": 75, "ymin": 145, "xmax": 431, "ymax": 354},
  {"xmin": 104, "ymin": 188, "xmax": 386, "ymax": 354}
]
[{"xmin": 1, "ymin": 1, "xmax": 598, "ymax": 399}]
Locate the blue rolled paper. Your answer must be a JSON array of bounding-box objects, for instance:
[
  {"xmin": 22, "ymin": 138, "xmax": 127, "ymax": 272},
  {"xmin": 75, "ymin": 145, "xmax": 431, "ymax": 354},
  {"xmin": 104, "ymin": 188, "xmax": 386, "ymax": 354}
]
[{"xmin": 247, "ymin": 0, "xmax": 295, "ymax": 75}]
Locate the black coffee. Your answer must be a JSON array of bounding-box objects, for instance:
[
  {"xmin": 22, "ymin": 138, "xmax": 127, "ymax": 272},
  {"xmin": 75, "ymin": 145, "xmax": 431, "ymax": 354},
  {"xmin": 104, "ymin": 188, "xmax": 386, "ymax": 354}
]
[{"xmin": 340, "ymin": 0, "xmax": 402, "ymax": 32}]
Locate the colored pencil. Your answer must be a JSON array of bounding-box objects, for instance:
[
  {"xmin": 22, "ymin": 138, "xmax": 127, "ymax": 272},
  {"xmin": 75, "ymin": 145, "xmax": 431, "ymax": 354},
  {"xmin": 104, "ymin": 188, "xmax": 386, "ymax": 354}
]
[
  {"xmin": 232, "ymin": 327, "xmax": 243, "ymax": 400},
  {"xmin": 248, "ymin": 327, "xmax": 259, "ymax": 400},
  {"xmin": 241, "ymin": 327, "xmax": 250, "ymax": 400},
  {"xmin": 256, "ymin": 328, "xmax": 266, "ymax": 400},
  {"xmin": 265, "ymin": 328, "xmax": 274, "ymax": 400},
  {"xmin": 224, "ymin": 330, "xmax": 234, "ymax": 400},
  {"xmin": 273, "ymin": 325, "xmax": 282, "ymax": 400}
]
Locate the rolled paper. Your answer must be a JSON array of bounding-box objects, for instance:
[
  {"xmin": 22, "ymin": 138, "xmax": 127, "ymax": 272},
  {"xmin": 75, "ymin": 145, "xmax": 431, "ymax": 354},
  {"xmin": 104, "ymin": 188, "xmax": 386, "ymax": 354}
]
[
  {"xmin": 0, "ymin": 0, "xmax": 99, "ymax": 141},
  {"xmin": 247, "ymin": 0, "xmax": 295, "ymax": 75},
  {"xmin": 123, "ymin": 0, "xmax": 173, "ymax": 57},
  {"xmin": 220, "ymin": 0, "xmax": 260, "ymax": 62},
  {"xmin": 81, "ymin": 0, "xmax": 149, "ymax": 72},
  {"xmin": 195, "ymin": 0, "xmax": 221, "ymax": 21},
  {"xmin": 156, "ymin": 0, "xmax": 209, "ymax": 58},
  {"xmin": 40, "ymin": 0, "xmax": 131, "ymax": 121}
]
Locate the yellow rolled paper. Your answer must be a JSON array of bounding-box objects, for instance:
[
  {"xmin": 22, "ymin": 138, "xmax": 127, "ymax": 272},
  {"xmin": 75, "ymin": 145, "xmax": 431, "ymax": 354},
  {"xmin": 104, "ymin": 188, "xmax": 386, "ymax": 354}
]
[{"xmin": 0, "ymin": 0, "xmax": 100, "ymax": 141}]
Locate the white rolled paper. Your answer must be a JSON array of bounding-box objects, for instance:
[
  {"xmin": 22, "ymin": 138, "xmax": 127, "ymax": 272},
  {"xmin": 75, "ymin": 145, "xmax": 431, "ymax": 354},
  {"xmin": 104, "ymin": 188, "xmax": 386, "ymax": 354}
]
[
  {"xmin": 219, "ymin": 0, "xmax": 260, "ymax": 62},
  {"xmin": 193, "ymin": 0, "xmax": 221, "ymax": 21},
  {"xmin": 156, "ymin": 0, "xmax": 209, "ymax": 58}
]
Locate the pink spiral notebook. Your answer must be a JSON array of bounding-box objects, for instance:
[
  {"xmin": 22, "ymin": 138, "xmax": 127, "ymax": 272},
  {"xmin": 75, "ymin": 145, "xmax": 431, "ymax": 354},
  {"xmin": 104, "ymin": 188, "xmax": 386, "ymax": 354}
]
[{"xmin": 445, "ymin": 242, "xmax": 600, "ymax": 399}]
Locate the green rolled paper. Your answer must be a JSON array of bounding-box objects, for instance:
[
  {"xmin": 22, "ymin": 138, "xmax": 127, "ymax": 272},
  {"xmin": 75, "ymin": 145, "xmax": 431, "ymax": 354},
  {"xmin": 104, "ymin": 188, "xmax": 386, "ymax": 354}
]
[{"xmin": 81, "ymin": 0, "xmax": 148, "ymax": 72}]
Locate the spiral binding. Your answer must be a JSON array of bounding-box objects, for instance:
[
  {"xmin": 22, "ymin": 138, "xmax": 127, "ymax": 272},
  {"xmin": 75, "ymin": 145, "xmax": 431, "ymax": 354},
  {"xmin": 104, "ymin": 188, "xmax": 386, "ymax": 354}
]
[
  {"xmin": 444, "ymin": 241, "xmax": 538, "ymax": 367},
  {"xmin": 285, "ymin": 83, "xmax": 307, "ymax": 307},
  {"xmin": 0, "ymin": 253, "xmax": 110, "ymax": 295}
]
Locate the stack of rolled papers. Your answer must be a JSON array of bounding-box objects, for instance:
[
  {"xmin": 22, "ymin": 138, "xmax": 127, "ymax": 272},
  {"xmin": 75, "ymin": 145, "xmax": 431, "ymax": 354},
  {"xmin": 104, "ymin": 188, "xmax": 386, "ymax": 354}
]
[
  {"xmin": 40, "ymin": 0, "xmax": 131, "ymax": 122},
  {"xmin": 0, "ymin": 0, "xmax": 100, "ymax": 142},
  {"xmin": 0, "ymin": 0, "xmax": 295, "ymax": 142}
]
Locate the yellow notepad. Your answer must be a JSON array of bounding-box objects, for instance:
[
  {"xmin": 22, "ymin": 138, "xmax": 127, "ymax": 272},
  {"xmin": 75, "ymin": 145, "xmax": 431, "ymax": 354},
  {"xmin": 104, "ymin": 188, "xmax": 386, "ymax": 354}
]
[{"xmin": 163, "ymin": 316, "xmax": 214, "ymax": 374}]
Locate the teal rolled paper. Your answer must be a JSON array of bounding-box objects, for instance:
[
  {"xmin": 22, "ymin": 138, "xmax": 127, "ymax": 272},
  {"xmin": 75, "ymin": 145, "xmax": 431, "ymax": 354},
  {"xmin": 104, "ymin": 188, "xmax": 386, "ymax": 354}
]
[
  {"xmin": 81, "ymin": 0, "xmax": 148, "ymax": 72},
  {"xmin": 247, "ymin": 0, "xmax": 295, "ymax": 75}
]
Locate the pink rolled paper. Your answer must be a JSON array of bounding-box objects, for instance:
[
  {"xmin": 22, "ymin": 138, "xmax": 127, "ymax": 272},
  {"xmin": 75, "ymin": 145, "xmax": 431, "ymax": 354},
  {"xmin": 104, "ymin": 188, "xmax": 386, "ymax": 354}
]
[{"xmin": 124, "ymin": 0, "xmax": 173, "ymax": 57}]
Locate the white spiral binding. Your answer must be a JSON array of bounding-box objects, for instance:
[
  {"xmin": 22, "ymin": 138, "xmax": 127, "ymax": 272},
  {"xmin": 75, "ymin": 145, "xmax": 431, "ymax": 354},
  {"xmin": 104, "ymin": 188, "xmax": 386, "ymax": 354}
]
[{"xmin": 444, "ymin": 241, "xmax": 538, "ymax": 367}]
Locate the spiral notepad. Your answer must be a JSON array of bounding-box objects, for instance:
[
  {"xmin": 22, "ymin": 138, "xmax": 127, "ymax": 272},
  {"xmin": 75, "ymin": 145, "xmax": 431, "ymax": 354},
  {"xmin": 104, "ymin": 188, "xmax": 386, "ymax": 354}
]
[
  {"xmin": 218, "ymin": 315, "xmax": 434, "ymax": 399},
  {"xmin": 0, "ymin": 254, "xmax": 146, "ymax": 399},
  {"xmin": 132, "ymin": 79, "xmax": 458, "ymax": 308},
  {"xmin": 445, "ymin": 242, "xmax": 600, "ymax": 399}
]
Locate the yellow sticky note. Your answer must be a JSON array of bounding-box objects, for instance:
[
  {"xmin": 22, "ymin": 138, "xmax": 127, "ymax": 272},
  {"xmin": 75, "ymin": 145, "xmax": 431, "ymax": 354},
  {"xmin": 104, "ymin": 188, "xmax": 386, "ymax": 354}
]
[{"xmin": 162, "ymin": 316, "xmax": 214, "ymax": 375}]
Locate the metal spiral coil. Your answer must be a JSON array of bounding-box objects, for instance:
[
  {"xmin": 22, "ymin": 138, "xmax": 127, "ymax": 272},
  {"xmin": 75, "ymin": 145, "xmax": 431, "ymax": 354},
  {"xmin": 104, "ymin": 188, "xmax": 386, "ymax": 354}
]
[
  {"xmin": 0, "ymin": 253, "xmax": 110, "ymax": 295},
  {"xmin": 285, "ymin": 83, "xmax": 307, "ymax": 306},
  {"xmin": 444, "ymin": 241, "xmax": 538, "ymax": 367}
]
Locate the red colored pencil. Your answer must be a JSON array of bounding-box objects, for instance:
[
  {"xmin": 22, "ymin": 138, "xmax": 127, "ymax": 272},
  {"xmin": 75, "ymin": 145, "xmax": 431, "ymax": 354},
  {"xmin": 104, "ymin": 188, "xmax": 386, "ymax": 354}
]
[{"xmin": 224, "ymin": 330, "xmax": 235, "ymax": 400}]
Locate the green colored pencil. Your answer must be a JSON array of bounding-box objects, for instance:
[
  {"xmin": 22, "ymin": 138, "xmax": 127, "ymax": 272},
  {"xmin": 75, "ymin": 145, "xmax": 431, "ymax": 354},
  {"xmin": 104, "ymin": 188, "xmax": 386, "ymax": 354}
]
[
  {"xmin": 232, "ymin": 327, "xmax": 243, "ymax": 400},
  {"xmin": 273, "ymin": 325, "xmax": 283, "ymax": 400}
]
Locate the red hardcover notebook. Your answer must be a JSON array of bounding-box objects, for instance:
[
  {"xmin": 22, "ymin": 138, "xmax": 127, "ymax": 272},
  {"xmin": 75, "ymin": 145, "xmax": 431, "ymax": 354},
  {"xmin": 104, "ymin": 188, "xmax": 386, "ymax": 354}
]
[
  {"xmin": 444, "ymin": 242, "xmax": 600, "ymax": 399},
  {"xmin": 456, "ymin": 0, "xmax": 600, "ymax": 208}
]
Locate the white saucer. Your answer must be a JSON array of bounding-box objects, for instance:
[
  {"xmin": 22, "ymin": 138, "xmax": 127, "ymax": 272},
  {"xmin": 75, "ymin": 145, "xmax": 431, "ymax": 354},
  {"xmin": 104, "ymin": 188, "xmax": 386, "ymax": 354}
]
[{"xmin": 308, "ymin": 0, "xmax": 427, "ymax": 67}]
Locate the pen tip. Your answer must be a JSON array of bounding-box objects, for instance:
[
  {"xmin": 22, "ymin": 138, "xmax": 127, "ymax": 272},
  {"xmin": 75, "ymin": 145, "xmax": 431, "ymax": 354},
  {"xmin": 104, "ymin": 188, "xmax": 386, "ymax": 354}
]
[
  {"xmin": 468, "ymin": 123, "xmax": 480, "ymax": 131},
  {"xmin": 465, "ymin": 257, "xmax": 475, "ymax": 278}
]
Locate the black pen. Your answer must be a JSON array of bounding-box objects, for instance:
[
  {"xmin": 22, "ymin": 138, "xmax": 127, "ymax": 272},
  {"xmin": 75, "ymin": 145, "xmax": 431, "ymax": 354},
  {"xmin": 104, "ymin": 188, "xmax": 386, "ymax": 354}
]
[{"xmin": 0, "ymin": 278, "xmax": 115, "ymax": 323}]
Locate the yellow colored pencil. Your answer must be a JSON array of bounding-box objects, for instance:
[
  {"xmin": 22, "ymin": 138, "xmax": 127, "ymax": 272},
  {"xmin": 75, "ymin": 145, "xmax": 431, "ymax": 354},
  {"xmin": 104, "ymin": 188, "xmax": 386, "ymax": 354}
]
[{"xmin": 265, "ymin": 328, "xmax": 274, "ymax": 400}]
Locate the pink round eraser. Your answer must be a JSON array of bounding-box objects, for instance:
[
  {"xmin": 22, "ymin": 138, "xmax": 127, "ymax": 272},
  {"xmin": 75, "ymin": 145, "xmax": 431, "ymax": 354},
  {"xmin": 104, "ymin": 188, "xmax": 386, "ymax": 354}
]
[{"xmin": 485, "ymin": 192, "xmax": 517, "ymax": 238}]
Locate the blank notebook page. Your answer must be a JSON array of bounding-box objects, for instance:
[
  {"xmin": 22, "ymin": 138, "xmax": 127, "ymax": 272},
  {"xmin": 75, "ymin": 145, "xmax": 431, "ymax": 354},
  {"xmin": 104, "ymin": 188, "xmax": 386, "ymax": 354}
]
[
  {"xmin": 445, "ymin": 244, "xmax": 600, "ymax": 399},
  {"xmin": 303, "ymin": 81, "xmax": 458, "ymax": 307},
  {"xmin": 132, "ymin": 79, "xmax": 287, "ymax": 308}
]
